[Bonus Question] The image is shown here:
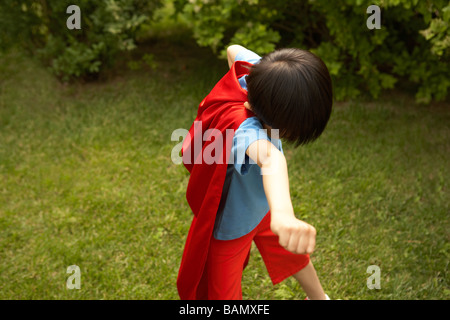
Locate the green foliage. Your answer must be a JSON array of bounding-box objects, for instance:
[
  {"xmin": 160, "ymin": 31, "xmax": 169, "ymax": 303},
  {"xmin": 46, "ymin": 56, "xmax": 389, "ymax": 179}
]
[
  {"xmin": 174, "ymin": 0, "xmax": 449, "ymax": 103},
  {"xmin": 1, "ymin": 0, "xmax": 448, "ymax": 102},
  {"xmin": 0, "ymin": 0, "xmax": 162, "ymax": 81}
]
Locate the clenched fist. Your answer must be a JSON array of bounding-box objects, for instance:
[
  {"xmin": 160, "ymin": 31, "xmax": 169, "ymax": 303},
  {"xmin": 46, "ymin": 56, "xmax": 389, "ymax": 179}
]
[{"xmin": 270, "ymin": 215, "xmax": 317, "ymax": 255}]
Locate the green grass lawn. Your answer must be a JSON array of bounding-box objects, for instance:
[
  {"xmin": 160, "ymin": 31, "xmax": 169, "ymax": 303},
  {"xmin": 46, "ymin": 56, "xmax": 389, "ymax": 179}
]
[{"xmin": 0, "ymin": 35, "xmax": 448, "ymax": 300}]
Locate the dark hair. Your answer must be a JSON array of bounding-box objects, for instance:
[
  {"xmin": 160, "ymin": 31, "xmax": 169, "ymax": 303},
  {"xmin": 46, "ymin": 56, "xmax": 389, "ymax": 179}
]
[{"xmin": 246, "ymin": 48, "xmax": 333, "ymax": 146}]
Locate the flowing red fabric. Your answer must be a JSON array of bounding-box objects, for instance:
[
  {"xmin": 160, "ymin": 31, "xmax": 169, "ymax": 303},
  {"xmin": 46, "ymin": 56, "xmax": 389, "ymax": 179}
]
[{"xmin": 177, "ymin": 61, "xmax": 255, "ymax": 299}]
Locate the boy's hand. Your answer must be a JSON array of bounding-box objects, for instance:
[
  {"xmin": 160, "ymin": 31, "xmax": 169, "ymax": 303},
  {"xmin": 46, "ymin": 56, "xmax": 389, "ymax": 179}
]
[{"xmin": 270, "ymin": 214, "xmax": 316, "ymax": 255}]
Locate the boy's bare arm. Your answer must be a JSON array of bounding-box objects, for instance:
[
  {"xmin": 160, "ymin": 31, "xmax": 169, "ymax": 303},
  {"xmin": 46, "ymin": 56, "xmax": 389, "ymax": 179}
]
[
  {"xmin": 227, "ymin": 45, "xmax": 246, "ymax": 68},
  {"xmin": 246, "ymin": 139, "xmax": 316, "ymax": 255}
]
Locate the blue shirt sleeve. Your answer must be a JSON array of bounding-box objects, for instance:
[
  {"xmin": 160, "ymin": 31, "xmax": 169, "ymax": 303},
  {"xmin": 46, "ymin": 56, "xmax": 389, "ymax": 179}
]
[
  {"xmin": 231, "ymin": 117, "xmax": 282, "ymax": 175},
  {"xmin": 235, "ymin": 48, "xmax": 262, "ymax": 65}
]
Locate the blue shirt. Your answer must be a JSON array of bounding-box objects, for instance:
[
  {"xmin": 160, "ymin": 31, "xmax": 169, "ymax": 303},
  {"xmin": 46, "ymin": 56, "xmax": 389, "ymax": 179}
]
[{"xmin": 213, "ymin": 48, "xmax": 283, "ymax": 240}]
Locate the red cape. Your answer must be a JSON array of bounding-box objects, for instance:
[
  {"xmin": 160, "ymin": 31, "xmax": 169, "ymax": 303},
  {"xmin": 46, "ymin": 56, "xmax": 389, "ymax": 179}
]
[{"xmin": 177, "ymin": 61, "xmax": 255, "ymax": 299}]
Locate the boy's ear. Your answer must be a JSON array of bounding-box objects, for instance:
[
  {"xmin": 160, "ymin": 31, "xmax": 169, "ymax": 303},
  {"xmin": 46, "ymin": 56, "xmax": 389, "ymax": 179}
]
[{"xmin": 244, "ymin": 101, "xmax": 252, "ymax": 110}]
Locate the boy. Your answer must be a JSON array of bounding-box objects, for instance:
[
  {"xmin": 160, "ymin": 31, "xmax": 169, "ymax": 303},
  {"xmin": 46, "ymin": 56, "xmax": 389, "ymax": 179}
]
[{"xmin": 178, "ymin": 45, "xmax": 333, "ymax": 300}]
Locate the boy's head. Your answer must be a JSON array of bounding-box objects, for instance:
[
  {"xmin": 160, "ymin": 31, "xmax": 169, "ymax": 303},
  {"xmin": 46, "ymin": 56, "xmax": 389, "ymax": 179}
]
[{"xmin": 246, "ymin": 48, "xmax": 333, "ymax": 146}]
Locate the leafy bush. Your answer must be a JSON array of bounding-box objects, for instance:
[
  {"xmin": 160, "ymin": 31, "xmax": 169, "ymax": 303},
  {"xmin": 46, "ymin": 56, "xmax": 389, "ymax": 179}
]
[
  {"xmin": 0, "ymin": 0, "xmax": 161, "ymax": 81},
  {"xmin": 1, "ymin": 0, "xmax": 448, "ymax": 102},
  {"xmin": 174, "ymin": 0, "xmax": 449, "ymax": 103}
]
